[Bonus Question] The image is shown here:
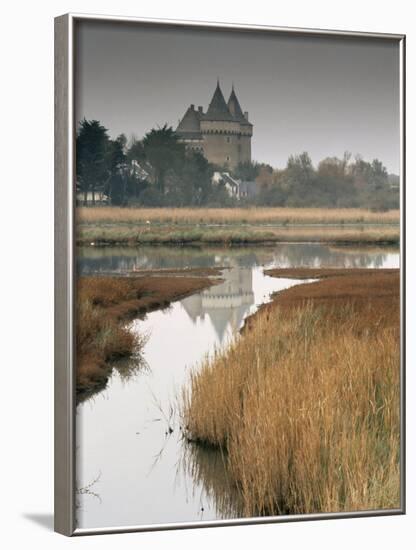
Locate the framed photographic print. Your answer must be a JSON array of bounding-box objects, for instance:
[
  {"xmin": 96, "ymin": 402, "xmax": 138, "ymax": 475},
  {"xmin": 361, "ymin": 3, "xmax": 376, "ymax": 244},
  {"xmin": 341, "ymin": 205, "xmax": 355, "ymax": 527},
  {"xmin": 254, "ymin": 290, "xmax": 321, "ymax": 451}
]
[{"xmin": 54, "ymin": 13, "xmax": 405, "ymax": 536}]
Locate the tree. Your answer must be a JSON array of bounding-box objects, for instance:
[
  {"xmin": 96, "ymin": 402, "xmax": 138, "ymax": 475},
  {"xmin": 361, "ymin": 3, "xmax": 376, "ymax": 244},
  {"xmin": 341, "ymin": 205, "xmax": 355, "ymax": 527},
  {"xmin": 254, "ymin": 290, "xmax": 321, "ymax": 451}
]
[
  {"xmin": 182, "ymin": 151, "xmax": 213, "ymax": 206},
  {"xmin": 286, "ymin": 152, "xmax": 314, "ymax": 186},
  {"xmin": 255, "ymin": 165, "xmax": 274, "ymax": 189},
  {"xmin": 76, "ymin": 119, "xmax": 110, "ymax": 205},
  {"xmin": 106, "ymin": 134, "xmax": 129, "ymax": 206},
  {"xmin": 142, "ymin": 124, "xmax": 185, "ymax": 194},
  {"xmin": 277, "ymin": 152, "xmax": 316, "ymax": 205},
  {"xmin": 233, "ymin": 161, "xmax": 261, "ymax": 181},
  {"xmin": 369, "ymin": 159, "xmax": 388, "ymax": 190},
  {"xmin": 108, "ymin": 134, "xmax": 127, "ymax": 171},
  {"xmin": 318, "ymin": 156, "xmax": 346, "ymax": 179},
  {"xmin": 351, "ymin": 155, "xmax": 372, "ymax": 190},
  {"xmin": 255, "ymin": 183, "xmax": 285, "ymax": 206},
  {"xmin": 158, "ymin": 151, "xmax": 213, "ymax": 207},
  {"xmin": 317, "ymin": 155, "xmax": 356, "ymax": 207},
  {"xmin": 126, "ymin": 136, "xmax": 145, "ymax": 164}
]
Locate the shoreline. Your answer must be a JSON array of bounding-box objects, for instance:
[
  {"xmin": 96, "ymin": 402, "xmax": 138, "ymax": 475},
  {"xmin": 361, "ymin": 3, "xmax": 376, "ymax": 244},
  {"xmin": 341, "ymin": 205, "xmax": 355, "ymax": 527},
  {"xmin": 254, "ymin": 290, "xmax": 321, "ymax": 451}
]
[
  {"xmin": 76, "ymin": 229, "xmax": 400, "ymax": 247},
  {"xmin": 242, "ymin": 267, "xmax": 399, "ymax": 332},
  {"xmin": 76, "ymin": 207, "xmax": 400, "ymax": 247},
  {"xmin": 264, "ymin": 266, "xmax": 399, "ymax": 279},
  {"xmin": 77, "ymin": 269, "xmax": 223, "ymax": 400},
  {"xmin": 78, "ymin": 239, "xmax": 400, "ymax": 247}
]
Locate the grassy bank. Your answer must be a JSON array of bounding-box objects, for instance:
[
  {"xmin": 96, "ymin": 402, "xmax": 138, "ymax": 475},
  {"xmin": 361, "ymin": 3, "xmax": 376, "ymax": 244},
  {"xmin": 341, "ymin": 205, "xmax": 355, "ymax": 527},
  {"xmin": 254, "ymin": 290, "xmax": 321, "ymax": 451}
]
[
  {"xmin": 182, "ymin": 269, "xmax": 400, "ymax": 516},
  {"xmin": 264, "ymin": 266, "xmax": 398, "ymax": 280},
  {"xmin": 77, "ymin": 224, "xmax": 399, "ymax": 246},
  {"xmin": 77, "ymin": 271, "xmax": 221, "ymax": 398},
  {"xmin": 119, "ymin": 267, "xmax": 226, "ymax": 278},
  {"xmin": 77, "ymin": 207, "xmax": 400, "ymax": 245},
  {"xmin": 78, "ymin": 207, "xmax": 399, "ymax": 226}
]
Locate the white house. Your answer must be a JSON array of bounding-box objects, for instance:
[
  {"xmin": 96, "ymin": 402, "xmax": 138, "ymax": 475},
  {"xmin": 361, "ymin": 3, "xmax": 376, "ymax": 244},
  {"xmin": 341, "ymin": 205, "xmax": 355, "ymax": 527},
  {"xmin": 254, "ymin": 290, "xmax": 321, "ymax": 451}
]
[
  {"xmin": 212, "ymin": 171, "xmax": 258, "ymax": 200},
  {"xmin": 76, "ymin": 190, "xmax": 109, "ymax": 205}
]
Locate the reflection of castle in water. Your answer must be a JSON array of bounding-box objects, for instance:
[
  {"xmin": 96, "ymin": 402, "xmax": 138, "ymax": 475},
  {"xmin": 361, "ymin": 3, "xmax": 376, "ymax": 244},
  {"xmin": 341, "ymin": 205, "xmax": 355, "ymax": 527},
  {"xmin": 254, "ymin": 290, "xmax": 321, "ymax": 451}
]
[{"xmin": 181, "ymin": 267, "xmax": 254, "ymax": 342}]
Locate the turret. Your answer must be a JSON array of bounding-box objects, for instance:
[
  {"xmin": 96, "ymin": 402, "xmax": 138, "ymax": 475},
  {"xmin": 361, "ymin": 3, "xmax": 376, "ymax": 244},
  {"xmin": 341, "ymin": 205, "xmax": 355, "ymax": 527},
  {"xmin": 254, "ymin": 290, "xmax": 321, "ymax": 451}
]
[{"xmin": 176, "ymin": 81, "xmax": 253, "ymax": 168}]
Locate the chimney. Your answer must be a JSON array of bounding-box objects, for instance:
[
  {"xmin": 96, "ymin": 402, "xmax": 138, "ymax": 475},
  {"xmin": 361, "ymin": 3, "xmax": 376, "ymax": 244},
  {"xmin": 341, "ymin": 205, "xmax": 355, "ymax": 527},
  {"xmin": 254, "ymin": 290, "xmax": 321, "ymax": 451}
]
[
  {"xmin": 198, "ymin": 106, "xmax": 203, "ymax": 113},
  {"xmin": 190, "ymin": 104, "xmax": 195, "ymax": 110},
  {"xmin": 244, "ymin": 111, "xmax": 249, "ymax": 121}
]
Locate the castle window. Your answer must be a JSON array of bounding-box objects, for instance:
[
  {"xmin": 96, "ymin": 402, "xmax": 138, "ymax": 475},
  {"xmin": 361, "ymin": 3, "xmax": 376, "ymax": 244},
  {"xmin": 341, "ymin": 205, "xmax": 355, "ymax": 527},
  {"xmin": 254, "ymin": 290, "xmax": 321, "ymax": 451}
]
[
  {"xmin": 226, "ymin": 137, "xmax": 231, "ymax": 143},
  {"xmin": 226, "ymin": 156, "xmax": 230, "ymax": 162}
]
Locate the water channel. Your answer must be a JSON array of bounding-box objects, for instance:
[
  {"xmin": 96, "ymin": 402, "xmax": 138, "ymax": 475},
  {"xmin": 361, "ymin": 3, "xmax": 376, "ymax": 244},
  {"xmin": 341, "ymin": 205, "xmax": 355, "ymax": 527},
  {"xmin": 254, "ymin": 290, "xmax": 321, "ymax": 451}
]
[{"xmin": 76, "ymin": 243, "xmax": 399, "ymax": 529}]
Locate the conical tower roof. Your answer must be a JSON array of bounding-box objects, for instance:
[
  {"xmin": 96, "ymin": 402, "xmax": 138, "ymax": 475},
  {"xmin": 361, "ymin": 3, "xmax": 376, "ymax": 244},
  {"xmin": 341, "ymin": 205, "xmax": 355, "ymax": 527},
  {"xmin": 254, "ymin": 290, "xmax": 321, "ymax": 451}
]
[
  {"xmin": 227, "ymin": 87, "xmax": 246, "ymax": 122},
  {"xmin": 176, "ymin": 105, "xmax": 202, "ymax": 138},
  {"xmin": 228, "ymin": 86, "xmax": 252, "ymax": 126},
  {"xmin": 204, "ymin": 81, "xmax": 234, "ymax": 122}
]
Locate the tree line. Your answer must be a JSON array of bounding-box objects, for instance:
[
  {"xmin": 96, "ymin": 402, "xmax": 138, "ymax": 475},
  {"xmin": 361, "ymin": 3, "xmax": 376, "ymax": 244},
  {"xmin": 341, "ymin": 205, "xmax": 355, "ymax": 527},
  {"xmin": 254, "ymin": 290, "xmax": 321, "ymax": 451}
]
[
  {"xmin": 76, "ymin": 119, "xmax": 399, "ymax": 210},
  {"xmin": 237, "ymin": 153, "xmax": 398, "ymax": 210},
  {"xmin": 76, "ymin": 119, "xmax": 227, "ymax": 207}
]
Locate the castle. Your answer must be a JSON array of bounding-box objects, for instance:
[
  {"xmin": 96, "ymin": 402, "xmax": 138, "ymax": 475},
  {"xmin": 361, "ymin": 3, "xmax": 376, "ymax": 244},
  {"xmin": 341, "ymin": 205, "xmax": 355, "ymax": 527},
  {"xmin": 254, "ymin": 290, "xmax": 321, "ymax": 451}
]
[{"xmin": 176, "ymin": 81, "xmax": 253, "ymax": 170}]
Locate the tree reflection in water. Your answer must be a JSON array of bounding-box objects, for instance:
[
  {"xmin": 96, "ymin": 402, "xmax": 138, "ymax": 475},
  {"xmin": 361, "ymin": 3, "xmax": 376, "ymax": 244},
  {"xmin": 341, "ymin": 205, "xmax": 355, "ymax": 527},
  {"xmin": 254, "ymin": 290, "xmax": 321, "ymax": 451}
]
[{"xmin": 77, "ymin": 243, "xmax": 398, "ymax": 276}]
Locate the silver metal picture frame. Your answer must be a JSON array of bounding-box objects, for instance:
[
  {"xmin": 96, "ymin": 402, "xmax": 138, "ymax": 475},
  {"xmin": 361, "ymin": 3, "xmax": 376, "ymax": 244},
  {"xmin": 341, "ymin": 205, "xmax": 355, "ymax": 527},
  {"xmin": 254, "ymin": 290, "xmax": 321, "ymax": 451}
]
[{"xmin": 55, "ymin": 13, "xmax": 406, "ymax": 536}]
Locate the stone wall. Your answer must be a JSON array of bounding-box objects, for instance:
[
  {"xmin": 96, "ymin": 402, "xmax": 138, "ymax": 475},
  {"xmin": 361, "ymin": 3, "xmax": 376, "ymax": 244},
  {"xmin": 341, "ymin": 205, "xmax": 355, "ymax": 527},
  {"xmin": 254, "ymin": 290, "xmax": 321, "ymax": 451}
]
[
  {"xmin": 180, "ymin": 118, "xmax": 253, "ymax": 169},
  {"xmin": 203, "ymin": 133, "xmax": 240, "ymax": 169}
]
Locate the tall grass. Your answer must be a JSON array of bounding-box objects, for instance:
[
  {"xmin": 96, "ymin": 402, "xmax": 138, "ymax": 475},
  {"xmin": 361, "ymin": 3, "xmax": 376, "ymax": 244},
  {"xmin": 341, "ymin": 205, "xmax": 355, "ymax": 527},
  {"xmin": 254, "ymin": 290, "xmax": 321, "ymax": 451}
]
[
  {"xmin": 77, "ymin": 207, "xmax": 400, "ymax": 226},
  {"xmin": 77, "ymin": 224, "xmax": 400, "ymax": 246},
  {"xmin": 76, "ymin": 297, "xmax": 142, "ymax": 394},
  {"xmin": 182, "ymin": 284, "xmax": 400, "ymax": 515}
]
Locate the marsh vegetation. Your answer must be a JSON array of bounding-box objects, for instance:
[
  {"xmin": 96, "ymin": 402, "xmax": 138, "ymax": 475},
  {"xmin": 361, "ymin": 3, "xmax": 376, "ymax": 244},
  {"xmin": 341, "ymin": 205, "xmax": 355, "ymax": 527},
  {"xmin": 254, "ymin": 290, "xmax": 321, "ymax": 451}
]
[
  {"xmin": 78, "ymin": 206, "xmax": 399, "ymax": 226},
  {"xmin": 76, "ymin": 245, "xmax": 400, "ymax": 526},
  {"xmin": 76, "ymin": 271, "xmax": 222, "ymax": 397},
  {"xmin": 77, "ymin": 209, "xmax": 399, "ymax": 246},
  {"xmin": 182, "ymin": 269, "xmax": 400, "ymax": 515}
]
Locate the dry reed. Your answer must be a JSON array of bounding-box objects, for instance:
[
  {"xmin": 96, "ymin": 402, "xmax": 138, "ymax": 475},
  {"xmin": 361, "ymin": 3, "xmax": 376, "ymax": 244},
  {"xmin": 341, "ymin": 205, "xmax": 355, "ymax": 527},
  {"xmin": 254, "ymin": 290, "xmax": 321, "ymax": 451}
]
[
  {"xmin": 77, "ymin": 224, "xmax": 399, "ymax": 246},
  {"xmin": 77, "ymin": 273, "xmax": 220, "ymax": 396},
  {"xmin": 77, "ymin": 207, "xmax": 399, "ymax": 226},
  {"xmin": 182, "ymin": 270, "xmax": 400, "ymax": 516}
]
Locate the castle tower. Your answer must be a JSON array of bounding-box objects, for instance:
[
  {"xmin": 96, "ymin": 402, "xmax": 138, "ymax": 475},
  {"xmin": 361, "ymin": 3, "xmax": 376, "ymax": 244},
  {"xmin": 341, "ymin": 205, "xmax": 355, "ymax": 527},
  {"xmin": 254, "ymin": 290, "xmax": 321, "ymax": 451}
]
[
  {"xmin": 227, "ymin": 85, "xmax": 253, "ymax": 166},
  {"xmin": 199, "ymin": 81, "xmax": 241, "ymax": 169},
  {"xmin": 175, "ymin": 104, "xmax": 204, "ymax": 153},
  {"xmin": 176, "ymin": 81, "xmax": 253, "ymax": 170}
]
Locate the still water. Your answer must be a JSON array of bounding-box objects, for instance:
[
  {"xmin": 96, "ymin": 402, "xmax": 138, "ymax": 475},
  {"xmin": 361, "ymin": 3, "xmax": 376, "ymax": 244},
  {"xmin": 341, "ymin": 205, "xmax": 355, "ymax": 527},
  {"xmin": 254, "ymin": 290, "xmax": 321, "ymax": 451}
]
[{"xmin": 76, "ymin": 243, "xmax": 399, "ymax": 529}]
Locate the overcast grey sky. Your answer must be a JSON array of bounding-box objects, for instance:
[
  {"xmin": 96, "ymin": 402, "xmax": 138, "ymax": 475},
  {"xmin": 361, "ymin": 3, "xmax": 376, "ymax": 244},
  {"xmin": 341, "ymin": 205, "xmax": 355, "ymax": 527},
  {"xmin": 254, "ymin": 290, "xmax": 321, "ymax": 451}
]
[{"xmin": 75, "ymin": 20, "xmax": 400, "ymax": 173}]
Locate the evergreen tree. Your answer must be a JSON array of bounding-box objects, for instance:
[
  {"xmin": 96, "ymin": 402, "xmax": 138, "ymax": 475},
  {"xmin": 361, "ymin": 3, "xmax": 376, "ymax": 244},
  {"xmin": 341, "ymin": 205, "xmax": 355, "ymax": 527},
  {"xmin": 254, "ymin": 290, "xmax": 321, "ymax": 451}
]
[
  {"xmin": 142, "ymin": 125, "xmax": 185, "ymax": 194},
  {"xmin": 76, "ymin": 119, "xmax": 110, "ymax": 205}
]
